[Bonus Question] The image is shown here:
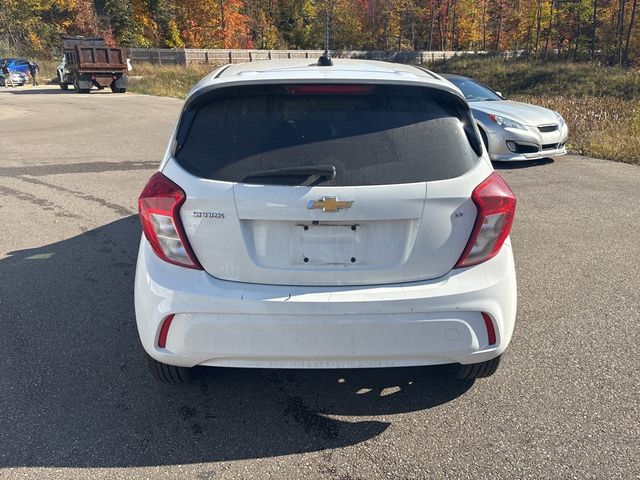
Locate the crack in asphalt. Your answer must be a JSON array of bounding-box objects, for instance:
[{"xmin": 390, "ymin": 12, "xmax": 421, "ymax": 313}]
[
  {"xmin": 0, "ymin": 184, "xmax": 83, "ymax": 220},
  {"xmin": 17, "ymin": 176, "xmax": 135, "ymax": 217},
  {"xmin": 0, "ymin": 161, "xmax": 159, "ymax": 178}
]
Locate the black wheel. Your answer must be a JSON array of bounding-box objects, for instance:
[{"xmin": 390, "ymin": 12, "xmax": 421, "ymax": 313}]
[
  {"xmin": 479, "ymin": 127, "xmax": 489, "ymax": 152},
  {"xmin": 453, "ymin": 355, "xmax": 502, "ymax": 379},
  {"xmin": 58, "ymin": 73, "xmax": 68, "ymax": 90},
  {"xmin": 146, "ymin": 353, "xmax": 196, "ymax": 385},
  {"xmin": 74, "ymin": 80, "xmax": 90, "ymax": 93},
  {"xmin": 111, "ymin": 85, "xmax": 126, "ymax": 93}
]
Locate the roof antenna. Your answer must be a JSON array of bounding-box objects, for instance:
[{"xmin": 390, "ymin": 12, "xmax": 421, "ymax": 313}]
[{"xmin": 317, "ymin": 4, "xmax": 333, "ymax": 66}]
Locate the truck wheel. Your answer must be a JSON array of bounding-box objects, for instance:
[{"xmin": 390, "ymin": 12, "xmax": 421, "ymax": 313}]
[
  {"xmin": 58, "ymin": 72, "xmax": 68, "ymax": 90},
  {"xmin": 453, "ymin": 355, "xmax": 502, "ymax": 379},
  {"xmin": 111, "ymin": 85, "xmax": 127, "ymax": 93},
  {"xmin": 146, "ymin": 353, "xmax": 196, "ymax": 385},
  {"xmin": 74, "ymin": 80, "xmax": 90, "ymax": 93}
]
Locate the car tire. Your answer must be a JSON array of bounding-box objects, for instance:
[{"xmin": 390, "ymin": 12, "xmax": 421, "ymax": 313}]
[
  {"xmin": 146, "ymin": 353, "xmax": 196, "ymax": 385},
  {"xmin": 453, "ymin": 355, "xmax": 501, "ymax": 379},
  {"xmin": 479, "ymin": 127, "xmax": 489, "ymax": 152},
  {"xmin": 111, "ymin": 86, "xmax": 127, "ymax": 93}
]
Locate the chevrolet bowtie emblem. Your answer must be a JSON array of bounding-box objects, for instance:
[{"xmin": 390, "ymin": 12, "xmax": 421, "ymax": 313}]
[{"xmin": 307, "ymin": 196, "xmax": 354, "ymax": 212}]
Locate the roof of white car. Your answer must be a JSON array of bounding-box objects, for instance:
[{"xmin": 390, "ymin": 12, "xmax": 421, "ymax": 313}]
[
  {"xmin": 188, "ymin": 59, "xmax": 458, "ymax": 100},
  {"xmin": 218, "ymin": 58, "xmax": 439, "ymax": 78}
]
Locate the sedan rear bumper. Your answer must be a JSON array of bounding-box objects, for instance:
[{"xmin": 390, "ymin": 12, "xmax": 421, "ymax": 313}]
[{"xmin": 135, "ymin": 238, "xmax": 517, "ymax": 369}]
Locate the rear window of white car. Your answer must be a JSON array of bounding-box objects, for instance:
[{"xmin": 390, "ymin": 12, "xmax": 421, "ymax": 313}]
[{"xmin": 175, "ymin": 84, "xmax": 481, "ymax": 186}]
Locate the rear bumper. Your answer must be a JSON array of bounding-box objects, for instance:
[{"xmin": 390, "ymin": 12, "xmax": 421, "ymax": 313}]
[
  {"xmin": 75, "ymin": 73, "xmax": 128, "ymax": 88},
  {"xmin": 135, "ymin": 238, "xmax": 517, "ymax": 369}
]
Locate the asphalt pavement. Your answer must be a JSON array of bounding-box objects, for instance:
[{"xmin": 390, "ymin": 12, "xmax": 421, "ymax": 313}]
[{"xmin": 0, "ymin": 85, "xmax": 638, "ymax": 479}]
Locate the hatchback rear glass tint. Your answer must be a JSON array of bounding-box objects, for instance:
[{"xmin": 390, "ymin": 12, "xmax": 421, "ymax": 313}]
[{"xmin": 176, "ymin": 84, "xmax": 480, "ymax": 186}]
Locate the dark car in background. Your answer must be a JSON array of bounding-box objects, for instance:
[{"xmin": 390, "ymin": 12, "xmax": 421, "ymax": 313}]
[{"xmin": 0, "ymin": 57, "xmax": 30, "ymax": 75}]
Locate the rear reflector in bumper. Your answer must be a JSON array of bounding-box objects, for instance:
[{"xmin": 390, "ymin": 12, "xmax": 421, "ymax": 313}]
[
  {"xmin": 158, "ymin": 314, "xmax": 175, "ymax": 348},
  {"xmin": 482, "ymin": 312, "xmax": 497, "ymax": 345}
]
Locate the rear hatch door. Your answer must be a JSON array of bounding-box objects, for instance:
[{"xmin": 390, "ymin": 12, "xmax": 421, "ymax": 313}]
[{"xmin": 170, "ymin": 82, "xmax": 484, "ymax": 286}]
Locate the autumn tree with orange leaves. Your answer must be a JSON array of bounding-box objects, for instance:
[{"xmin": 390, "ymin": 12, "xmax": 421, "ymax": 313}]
[{"xmin": 0, "ymin": 0, "xmax": 637, "ymax": 65}]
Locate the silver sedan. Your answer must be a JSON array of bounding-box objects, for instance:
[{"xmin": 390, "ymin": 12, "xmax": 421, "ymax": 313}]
[
  {"xmin": 0, "ymin": 71, "xmax": 28, "ymax": 87},
  {"xmin": 443, "ymin": 74, "xmax": 569, "ymax": 162}
]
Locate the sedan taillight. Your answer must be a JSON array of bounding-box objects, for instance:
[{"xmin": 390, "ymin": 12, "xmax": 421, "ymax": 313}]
[
  {"xmin": 455, "ymin": 173, "xmax": 516, "ymax": 268},
  {"xmin": 138, "ymin": 172, "xmax": 202, "ymax": 269}
]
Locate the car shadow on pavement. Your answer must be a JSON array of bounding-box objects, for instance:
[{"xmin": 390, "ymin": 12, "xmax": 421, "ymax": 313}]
[
  {"xmin": 0, "ymin": 86, "xmax": 75, "ymax": 95},
  {"xmin": 492, "ymin": 158, "xmax": 555, "ymax": 170},
  {"xmin": 1, "ymin": 86, "xmax": 117, "ymax": 95},
  {"xmin": 0, "ymin": 216, "xmax": 473, "ymax": 468}
]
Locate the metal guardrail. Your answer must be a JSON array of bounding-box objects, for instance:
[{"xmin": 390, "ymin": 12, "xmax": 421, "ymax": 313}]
[{"xmin": 126, "ymin": 48, "xmax": 521, "ymax": 66}]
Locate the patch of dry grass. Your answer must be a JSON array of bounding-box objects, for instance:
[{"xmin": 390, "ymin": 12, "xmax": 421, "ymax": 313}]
[
  {"xmin": 36, "ymin": 59, "xmax": 59, "ymax": 82},
  {"xmin": 127, "ymin": 63, "xmax": 221, "ymax": 99},
  {"xmin": 512, "ymin": 95, "xmax": 640, "ymax": 165},
  {"xmin": 431, "ymin": 57, "xmax": 640, "ymax": 100}
]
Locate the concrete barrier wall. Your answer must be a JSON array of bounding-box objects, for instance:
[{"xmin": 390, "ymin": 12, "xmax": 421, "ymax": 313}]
[{"xmin": 126, "ymin": 48, "xmax": 521, "ymax": 66}]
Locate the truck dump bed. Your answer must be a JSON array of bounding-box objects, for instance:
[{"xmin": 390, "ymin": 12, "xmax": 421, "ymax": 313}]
[
  {"xmin": 77, "ymin": 47, "xmax": 127, "ymax": 72},
  {"xmin": 59, "ymin": 35, "xmax": 129, "ymax": 93}
]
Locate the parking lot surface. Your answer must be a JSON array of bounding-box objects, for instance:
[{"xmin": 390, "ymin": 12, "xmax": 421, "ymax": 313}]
[{"xmin": 1, "ymin": 86, "xmax": 638, "ymax": 479}]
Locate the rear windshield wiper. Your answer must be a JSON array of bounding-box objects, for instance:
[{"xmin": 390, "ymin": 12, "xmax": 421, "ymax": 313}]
[{"xmin": 244, "ymin": 165, "xmax": 336, "ymax": 181}]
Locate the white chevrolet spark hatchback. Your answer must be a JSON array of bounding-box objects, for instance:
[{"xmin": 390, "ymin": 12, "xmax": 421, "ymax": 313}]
[{"xmin": 135, "ymin": 58, "xmax": 517, "ymax": 384}]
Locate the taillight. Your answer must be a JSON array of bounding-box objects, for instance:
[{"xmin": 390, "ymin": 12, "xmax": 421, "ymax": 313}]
[
  {"xmin": 138, "ymin": 172, "xmax": 202, "ymax": 269},
  {"xmin": 283, "ymin": 84, "xmax": 374, "ymax": 95},
  {"xmin": 455, "ymin": 173, "xmax": 516, "ymax": 268}
]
